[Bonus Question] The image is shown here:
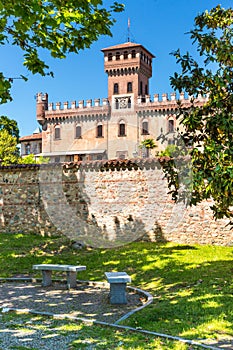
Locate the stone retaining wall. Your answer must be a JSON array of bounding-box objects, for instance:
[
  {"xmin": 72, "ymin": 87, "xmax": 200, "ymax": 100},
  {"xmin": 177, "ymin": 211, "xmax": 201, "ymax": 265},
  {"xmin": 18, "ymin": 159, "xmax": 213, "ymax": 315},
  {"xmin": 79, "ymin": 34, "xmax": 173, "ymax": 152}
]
[{"xmin": 0, "ymin": 160, "xmax": 232, "ymax": 247}]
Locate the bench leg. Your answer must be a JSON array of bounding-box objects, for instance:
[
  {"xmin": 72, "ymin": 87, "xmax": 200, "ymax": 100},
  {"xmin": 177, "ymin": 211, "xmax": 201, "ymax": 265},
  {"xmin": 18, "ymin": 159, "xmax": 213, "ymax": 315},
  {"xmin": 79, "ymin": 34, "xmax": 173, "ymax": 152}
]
[
  {"xmin": 42, "ymin": 270, "xmax": 52, "ymax": 287},
  {"xmin": 109, "ymin": 283, "xmax": 127, "ymax": 304},
  {"xmin": 66, "ymin": 271, "xmax": 77, "ymax": 289}
]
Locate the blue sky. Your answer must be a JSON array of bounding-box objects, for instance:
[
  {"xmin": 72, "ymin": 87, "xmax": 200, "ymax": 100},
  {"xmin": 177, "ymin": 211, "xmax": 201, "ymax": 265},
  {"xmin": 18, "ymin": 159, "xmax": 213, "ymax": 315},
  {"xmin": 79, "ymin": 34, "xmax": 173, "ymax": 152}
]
[{"xmin": 0, "ymin": 0, "xmax": 232, "ymax": 137}]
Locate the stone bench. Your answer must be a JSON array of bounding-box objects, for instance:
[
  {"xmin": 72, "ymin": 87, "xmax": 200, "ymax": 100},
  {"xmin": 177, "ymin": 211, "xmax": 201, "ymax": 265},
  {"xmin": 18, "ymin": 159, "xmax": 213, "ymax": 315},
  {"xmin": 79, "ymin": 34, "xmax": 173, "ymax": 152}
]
[
  {"xmin": 105, "ymin": 272, "xmax": 131, "ymax": 304},
  {"xmin": 33, "ymin": 264, "xmax": 86, "ymax": 289}
]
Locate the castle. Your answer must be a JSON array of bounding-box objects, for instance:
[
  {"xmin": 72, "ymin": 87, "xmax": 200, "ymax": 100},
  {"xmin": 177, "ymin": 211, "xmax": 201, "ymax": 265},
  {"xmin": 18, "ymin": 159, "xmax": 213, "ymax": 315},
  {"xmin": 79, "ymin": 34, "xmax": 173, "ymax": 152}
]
[{"xmin": 20, "ymin": 40, "xmax": 206, "ymax": 162}]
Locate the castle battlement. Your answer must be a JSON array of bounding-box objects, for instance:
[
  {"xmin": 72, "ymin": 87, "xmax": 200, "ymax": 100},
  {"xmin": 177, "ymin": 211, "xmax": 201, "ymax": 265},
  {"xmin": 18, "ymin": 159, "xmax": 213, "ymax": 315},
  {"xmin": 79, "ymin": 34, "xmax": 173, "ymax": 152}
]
[
  {"xmin": 137, "ymin": 92, "xmax": 208, "ymax": 104},
  {"xmin": 37, "ymin": 91, "xmax": 207, "ymax": 114},
  {"xmin": 46, "ymin": 97, "xmax": 110, "ymax": 111}
]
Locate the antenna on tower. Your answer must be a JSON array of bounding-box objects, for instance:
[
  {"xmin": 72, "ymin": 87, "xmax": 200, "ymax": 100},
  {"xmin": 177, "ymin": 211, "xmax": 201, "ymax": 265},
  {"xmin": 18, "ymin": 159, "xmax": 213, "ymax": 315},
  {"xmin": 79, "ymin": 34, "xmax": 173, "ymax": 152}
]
[{"xmin": 127, "ymin": 18, "xmax": 130, "ymax": 42}]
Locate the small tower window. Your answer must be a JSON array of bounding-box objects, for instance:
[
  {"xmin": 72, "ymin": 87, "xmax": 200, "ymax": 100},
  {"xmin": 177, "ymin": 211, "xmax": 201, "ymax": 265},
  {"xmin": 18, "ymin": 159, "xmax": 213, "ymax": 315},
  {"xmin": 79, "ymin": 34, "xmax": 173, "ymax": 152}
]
[
  {"xmin": 75, "ymin": 125, "xmax": 82, "ymax": 138},
  {"xmin": 54, "ymin": 125, "xmax": 61, "ymax": 139},
  {"xmin": 145, "ymin": 84, "xmax": 148, "ymax": 95},
  {"xmin": 128, "ymin": 97, "xmax": 131, "ymax": 108},
  {"xmin": 127, "ymin": 82, "xmax": 132, "ymax": 93},
  {"xmin": 115, "ymin": 98, "xmax": 119, "ymax": 109},
  {"xmin": 108, "ymin": 52, "xmax": 112, "ymax": 61},
  {"xmin": 116, "ymin": 51, "xmax": 120, "ymax": 60},
  {"xmin": 168, "ymin": 119, "xmax": 174, "ymax": 133},
  {"xmin": 119, "ymin": 120, "xmax": 126, "ymax": 137},
  {"xmin": 114, "ymin": 83, "xmax": 119, "ymax": 94},
  {"xmin": 97, "ymin": 124, "xmax": 103, "ymax": 138},
  {"xmin": 142, "ymin": 121, "xmax": 149, "ymax": 135},
  {"xmin": 123, "ymin": 51, "xmax": 128, "ymax": 59},
  {"xmin": 131, "ymin": 50, "xmax": 136, "ymax": 58}
]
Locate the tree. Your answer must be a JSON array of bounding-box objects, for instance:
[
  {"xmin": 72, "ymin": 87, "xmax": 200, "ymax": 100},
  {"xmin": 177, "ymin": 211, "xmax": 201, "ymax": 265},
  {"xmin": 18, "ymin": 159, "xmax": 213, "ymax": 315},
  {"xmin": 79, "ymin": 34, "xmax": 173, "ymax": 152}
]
[
  {"xmin": 140, "ymin": 138, "xmax": 157, "ymax": 157},
  {"xmin": 0, "ymin": 129, "xmax": 19, "ymax": 165},
  {"xmin": 0, "ymin": 0, "xmax": 124, "ymax": 103},
  {"xmin": 0, "ymin": 115, "xmax": 20, "ymax": 142},
  {"xmin": 164, "ymin": 5, "xmax": 233, "ymax": 220}
]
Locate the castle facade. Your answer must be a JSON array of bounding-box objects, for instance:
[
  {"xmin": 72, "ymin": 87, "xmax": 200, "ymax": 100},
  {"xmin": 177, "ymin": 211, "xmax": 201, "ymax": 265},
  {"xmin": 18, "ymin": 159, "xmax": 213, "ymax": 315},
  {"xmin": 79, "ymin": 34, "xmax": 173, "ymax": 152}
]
[{"xmin": 20, "ymin": 41, "xmax": 206, "ymax": 162}]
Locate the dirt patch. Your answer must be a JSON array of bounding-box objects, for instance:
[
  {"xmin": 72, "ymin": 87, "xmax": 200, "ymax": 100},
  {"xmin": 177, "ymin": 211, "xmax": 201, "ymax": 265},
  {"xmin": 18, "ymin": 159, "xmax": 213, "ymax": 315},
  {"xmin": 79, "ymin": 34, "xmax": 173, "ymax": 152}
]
[{"xmin": 0, "ymin": 281, "xmax": 143, "ymax": 324}]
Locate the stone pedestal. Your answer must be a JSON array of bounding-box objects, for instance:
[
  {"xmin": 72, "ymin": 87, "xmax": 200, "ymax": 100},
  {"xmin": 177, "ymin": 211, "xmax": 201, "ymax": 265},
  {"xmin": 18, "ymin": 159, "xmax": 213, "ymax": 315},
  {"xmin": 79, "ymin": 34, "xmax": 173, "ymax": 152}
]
[{"xmin": 105, "ymin": 272, "xmax": 131, "ymax": 304}]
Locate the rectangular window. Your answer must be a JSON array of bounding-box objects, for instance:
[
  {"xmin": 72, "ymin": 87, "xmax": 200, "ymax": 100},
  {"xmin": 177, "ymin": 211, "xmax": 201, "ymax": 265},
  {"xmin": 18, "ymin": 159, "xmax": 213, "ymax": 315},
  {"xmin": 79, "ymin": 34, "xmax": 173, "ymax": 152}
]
[
  {"xmin": 114, "ymin": 83, "xmax": 119, "ymax": 94},
  {"xmin": 142, "ymin": 121, "xmax": 149, "ymax": 135},
  {"xmin": 97, "ymin": 125, "xmax": 103, "ymax": 137},
  {"xmin": 66, "ymin": 155, "xmax": 74, "ymax": 162},
  {"xmin": 168, "ymin": 120, "xmax": 174, "ymax": 133},
  {"xmin": 75, "ymin": 126, "xmax": 82, "ymax": 138},
  {"xmin": 55, "ymin": 127, "xmax": 60, "ymax": 139},
  {"xmin": 116, "ymin": 151, "xmax": 128, "ymax": 159},
  {"xmin": 119, "ymin": 123, "xmax": 126, "ymax": 136},
  {"xmin": 25, "ymin": 144, "xmax": 31, "ymax": 155},
  {"xmin": 127, "ymin": 82, "xmax": 132, "ymax": 93}
]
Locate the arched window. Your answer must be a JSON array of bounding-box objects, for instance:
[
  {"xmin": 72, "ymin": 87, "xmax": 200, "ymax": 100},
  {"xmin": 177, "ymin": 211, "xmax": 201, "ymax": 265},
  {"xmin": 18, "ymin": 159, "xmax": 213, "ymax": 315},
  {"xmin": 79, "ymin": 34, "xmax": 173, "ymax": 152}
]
[
  {"xmin": 127, "ymin": 82, "xmax": 132, "ymax": 93},
  {"xmin": 114, "ymin": 83, "xmax": 119, "ymax": 94},
  {"xmin": 108, "ymin": 52, "xmax": 112, "ymax": 61},
  {"xmin": 142, "ymin": 121, "xmax": 149, "ymax": 135},
  {"xmin": 115, "ymin": 98, "xmax": 119, "ymax": 109},
  {"xmin": 75, "ymin": 125, "xmax": 82, "ymax": 138},
  {"xmin": 131, "ymin": 50, "xmax": 136, "ymax": 58},
  {"xmin": 118, "ymin": 120, "xmax": 126, "ymax": 137},
  {"xmin": 123, "ymin": 51, "xmax": 128, "ymax": 59},
  {"xmin": 54, "ymin": 125, "xmax": 61, "ymax": 139},
  {"xmin": 116, "ymin": 51, "xmax": 120, "ymax": 60},
  {"xmin": 97, "ymin": 124, "xmax": 103, "ymax": 138},
  {"xmin": 25, "ymin": 143, "xmax": 31, "ymax": 155},
  {"xmin": 145, "ymin": 84, "xmax": 148, "ymax": 95},
  {"xmin": 128, "ymin": 97, "xmax": 131, "ymax": 108},
  {"xmin": 168, "ymin": 119, "xmax": 174, "ymax": 133}
]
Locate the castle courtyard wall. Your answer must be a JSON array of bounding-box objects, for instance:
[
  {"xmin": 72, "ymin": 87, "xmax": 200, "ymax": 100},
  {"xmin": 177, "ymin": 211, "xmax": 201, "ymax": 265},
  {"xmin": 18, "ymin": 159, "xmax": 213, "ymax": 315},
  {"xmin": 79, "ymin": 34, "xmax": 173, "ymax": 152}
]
[{"xmin": 0, "ymin": 160, "xmax": 232, "ymax": 247}]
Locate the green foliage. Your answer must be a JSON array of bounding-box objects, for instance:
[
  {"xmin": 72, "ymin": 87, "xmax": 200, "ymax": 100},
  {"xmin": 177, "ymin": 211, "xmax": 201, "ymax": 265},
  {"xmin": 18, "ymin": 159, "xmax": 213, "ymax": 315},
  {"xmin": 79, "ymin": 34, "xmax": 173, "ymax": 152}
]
[
  {"xmin": 158, "ymin": 144, "xmax": 181, "ymax": 157},
  {"xmin": 168, "ymin": 5, "xmax": 233, "ymax": 220},
  {"xmin": 18, "ymin": 154, "xmax": 49, "ymax": 164},
  {"xmin": 140, "ymin": 138, "xmax": 157, "ymax": 149},
  {"xmin": 0, "ymin": 129, "xmax": 19, "ymax": 165},
  {"xmin": 0, "ymin": 0, "xmax": 124, "ymax": 103},
  {"xmin": 0, "ymin": 116, "xmax": 21, "ymax": 164},
  {"xmin": 0, "ymin": 115, "xmax": 20, "ymax": 142}
]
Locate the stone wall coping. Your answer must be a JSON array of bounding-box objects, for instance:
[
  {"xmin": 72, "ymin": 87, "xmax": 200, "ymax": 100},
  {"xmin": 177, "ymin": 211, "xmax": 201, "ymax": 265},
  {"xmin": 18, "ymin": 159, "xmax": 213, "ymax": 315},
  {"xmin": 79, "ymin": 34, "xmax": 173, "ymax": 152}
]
[{"xmin": 0, "ymin": 156, "xmax": 190, "ymax": 172}]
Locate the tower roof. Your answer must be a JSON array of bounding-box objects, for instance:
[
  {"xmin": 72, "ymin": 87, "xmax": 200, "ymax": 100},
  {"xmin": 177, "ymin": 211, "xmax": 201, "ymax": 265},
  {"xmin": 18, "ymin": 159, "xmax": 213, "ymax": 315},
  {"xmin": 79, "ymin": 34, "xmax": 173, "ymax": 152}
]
[{"xmin": 101, "ymin": 41, "xmax": 155, "ymax": 58}]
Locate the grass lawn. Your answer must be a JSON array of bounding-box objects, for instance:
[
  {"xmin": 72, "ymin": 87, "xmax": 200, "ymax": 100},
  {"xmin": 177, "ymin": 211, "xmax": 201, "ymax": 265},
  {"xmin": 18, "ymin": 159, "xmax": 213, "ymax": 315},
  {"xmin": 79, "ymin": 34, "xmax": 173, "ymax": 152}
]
[{"xmin": 0, "ymin": 233, "xmax": 232, "ymax": 349}]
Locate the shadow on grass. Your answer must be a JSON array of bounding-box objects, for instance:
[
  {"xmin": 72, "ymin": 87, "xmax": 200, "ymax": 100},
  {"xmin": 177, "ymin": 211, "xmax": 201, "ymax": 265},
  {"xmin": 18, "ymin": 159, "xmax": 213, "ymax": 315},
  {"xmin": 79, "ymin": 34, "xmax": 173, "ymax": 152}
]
[{"xmin": 0, "ymin": 234, "xmax": 232, "ymax": 341}]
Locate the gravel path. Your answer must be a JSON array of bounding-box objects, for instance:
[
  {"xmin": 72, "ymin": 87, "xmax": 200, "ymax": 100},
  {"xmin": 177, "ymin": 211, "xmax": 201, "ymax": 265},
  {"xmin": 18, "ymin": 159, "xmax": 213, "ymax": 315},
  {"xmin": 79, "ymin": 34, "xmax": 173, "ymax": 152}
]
[
  {"xmin": 0, "ymin": 281, "xmax": 232, "ymax": 350},
  {"xmin": 0, "ymin": 281, "xmax": 144, "ymax": 349}
]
